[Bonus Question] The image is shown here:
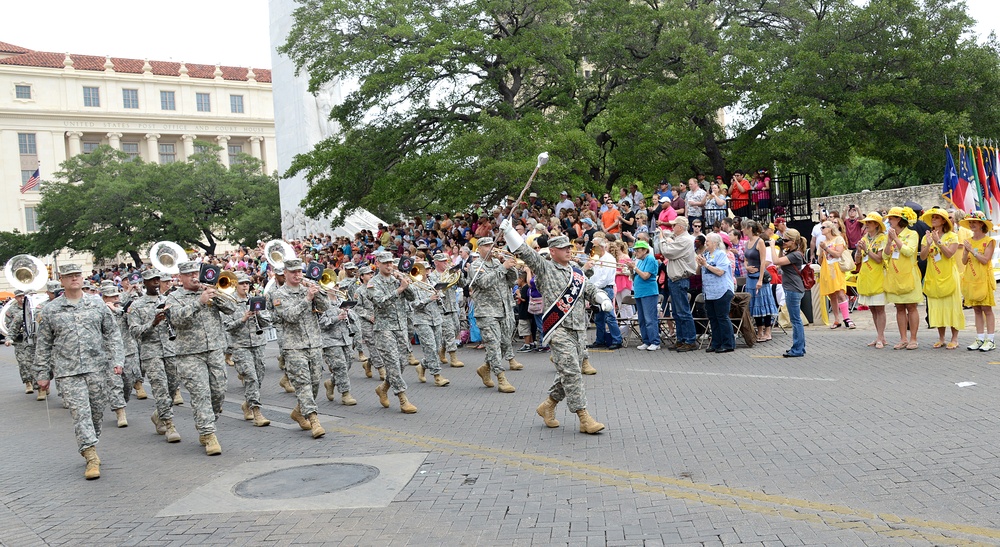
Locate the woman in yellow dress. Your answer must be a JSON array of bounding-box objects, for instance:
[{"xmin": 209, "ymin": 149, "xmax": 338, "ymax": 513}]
[
  {"xmin": 817, "ymin": 221, "xmax": 856, "ymax": 329},
  {"xmin": 853, "ymin": 212, "xmax": 887, "ymax": 348},
  {"xmin": 960, "ymin": 210, "xmax": 997, "ymax": 351},
  {"xmin": 883, "ymin": 207, "xmax": 922, "ymax": 350},
  {"xmin": 919, "ymin": 207, "xmax": 965, "ymax": 349}
]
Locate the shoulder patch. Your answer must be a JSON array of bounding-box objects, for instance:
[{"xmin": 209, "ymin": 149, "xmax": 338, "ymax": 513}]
[
  {"xmin": 366, "ymin": 282, "xmax": 375, "ymax": 289},
  {"xmin": 273, "ymin": 299, "xmax": 281, "ymax": 307}
]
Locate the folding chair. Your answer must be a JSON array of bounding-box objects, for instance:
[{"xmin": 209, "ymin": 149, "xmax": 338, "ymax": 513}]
[
  {"xmin": 658, "ymin": 293, "xmax": 676, "ymax": 343},
  {"xmin": 690, "ymin": 293, "xmax": 711, "ymax": 349},
  {"xmin": 618, "ymin": 294, "xmax": 642, "ymax": 348}
]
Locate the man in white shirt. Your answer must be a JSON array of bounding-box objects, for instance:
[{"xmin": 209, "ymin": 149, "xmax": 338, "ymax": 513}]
[
  {"xmin": 630, "ymin": 184, "xmax": 644, "ymax": 209},
  {"xmin": 555, "ymin": 191, "xmax": 575, "ymax": 218},
  {"xmin": 810, "ymin": 209, "xmax": 829, "ymax": 262},
  {"xmin": 586, "ymin": 239, "xmax": 622, "ymax": 350}
]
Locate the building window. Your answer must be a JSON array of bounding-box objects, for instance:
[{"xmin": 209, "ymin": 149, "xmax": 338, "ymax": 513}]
[
  {"xmin": 194, "ymin": 144, "xmax": 209, "ymax": 154},
  {"xmin": 228, "ymin": 144, "xmax": 243, "ymax": 165},
  {"xmin": 122, "ymin": 88, "xmax": 139, "ymax": 109},
  {"xmin": 25, "ymin": 207, "xmax": 38, "ymax": 232},
  {"xmin": 21, "ymin": 170, "xmax": 34, "ymax": 184},
  {"xmin": 83, "ymin": 86, "xmax": 101, "ymax": 107},
  {"xmin": 161, "ymin": 91, "xmax": 176, "ymax": 110},
  {"xmin": 82, "ymin": 142, "xmax": 100, "ymax": 154},
  {"xmin": 230, "ymin": 95, "xmax": 244, "ymax": 113},
  {"xmin": 196, "ymin": 93, "xmax": 211, "ymax": 112},
  {"xmin": 18, "ymin": 133, "xmax": 36, "ymax": 155},
  {"xmin": 122, "ymin": 142, "xmax": 140, "ymax": 161},
  {"xmin": 159, "ymin": 143, "xmax": 176, "ymax": 164},
  {"xmin": 15, "ymin": 84, "xmax": 31, "ymax": 99}
]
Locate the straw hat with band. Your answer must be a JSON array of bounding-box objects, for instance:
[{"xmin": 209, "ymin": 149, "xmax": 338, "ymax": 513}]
[{"xmin": 960, "ymin": 210, "xmax": 995, "ymax": 233}]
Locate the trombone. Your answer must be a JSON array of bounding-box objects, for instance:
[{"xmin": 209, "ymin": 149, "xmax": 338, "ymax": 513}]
[
  {"xmin": 315, "ymin": 268, "xmax": 348, "ymax": 300},
  {"xmin": 212, "ymin": 270, "xmax": 239, "ymax": 305}
]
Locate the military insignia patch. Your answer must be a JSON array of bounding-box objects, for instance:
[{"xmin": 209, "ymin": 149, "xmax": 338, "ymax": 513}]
[{"xmin": 273, "ymin": 299, "xmax": 282, "ymax": 307}]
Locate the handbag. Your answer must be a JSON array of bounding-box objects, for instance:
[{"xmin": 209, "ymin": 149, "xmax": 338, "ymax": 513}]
[
  {"xmin": 800, "ymin": 264, "xmax": 816, "ymax": 290},
  {"xmin": 838, "ymin": 250, "xmax": 855, "ymax": 272},
  {"xmin": 527, "ymin": 296, "xmax": 544, "ymax": 315}
]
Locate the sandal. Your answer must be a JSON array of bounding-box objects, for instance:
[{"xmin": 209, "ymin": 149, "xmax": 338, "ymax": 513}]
[
  {"xmin": 893, "ymin": 342, "xmax": 907, "ymax": 350},
  {"xmin": 830, "ymin": 322, "xmax": 842, "ymax": 330},
  {"xmin": 946, "ymin": 342, "xmax": 959, "ymax": 350},
  {"xmin": 867, "ymin": 340, "xmax": 877, "ymax": 347},
  {"xmin": 875, "ymin": 341, "xmax": 885, "ymax": 349},
  {"xmin": 932, "ymin": 341, "xmax": 946, "ymax": 349},
  {"xmin": 905, "ymin": 342, "xmax": 919, "ymax": 350},
  {"xmin": 844, "ymin": 319, "xmax": 856, "ymax": 329}
]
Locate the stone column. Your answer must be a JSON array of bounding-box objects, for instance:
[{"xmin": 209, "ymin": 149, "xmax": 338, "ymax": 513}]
[
  {"xmin": 66, "ymin": 131, "xmax": 83, "ymax": 157},
  {"xmin": 181, "ymin": 134, "xmax": 197, "ymax": 161},
  {"xmin": 106, "ymin": 132, "xmax": 123, "ymax": 150},
  {"xmin": 216, "ymin": 135, "xmax": 230, "ymax": 167},
  {"xmin": 145, "ymin": 133, "xmax": 161, "ymax": 163},
  {"xmin": 249, "ymin": 136, "xmax": 262, "ymax": 160}
]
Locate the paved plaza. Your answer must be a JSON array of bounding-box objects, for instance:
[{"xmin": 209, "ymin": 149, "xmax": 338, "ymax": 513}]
[{"xmin": 3, "ymin": 315, "xmax": 1000, "ymax": 546}]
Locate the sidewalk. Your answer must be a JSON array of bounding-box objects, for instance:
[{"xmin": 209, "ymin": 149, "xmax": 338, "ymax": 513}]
[{"xmin": 2, "ymin": 321, "xmax": 1000, "ymax": 546}]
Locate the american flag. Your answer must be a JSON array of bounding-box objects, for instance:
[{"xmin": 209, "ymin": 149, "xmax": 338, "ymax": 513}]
[{"xmin": 20, "ymin": 168, "xmax": 39, "ymax": 193}]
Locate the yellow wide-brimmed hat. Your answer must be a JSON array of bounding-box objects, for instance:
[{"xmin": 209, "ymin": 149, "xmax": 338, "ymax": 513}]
[
  {"xmin": 920, "ymin": 207, "xmax": 953, "ymax": 232},
  {"xmin": 861, "ymin": 212, "xmax": 884, "ymax": 232},
  {"xmin": 959, "ymin": 210, "xmax": 995, "ymax": 233}
]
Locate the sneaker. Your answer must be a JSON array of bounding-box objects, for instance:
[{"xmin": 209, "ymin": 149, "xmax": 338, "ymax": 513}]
[
  {"xmin": 980, "ymin": 340, "xmax": 996, "ymax": 352},
  {"xmin": 536, "ymin": 346, "xmax": 550, "ymax": 353},
  {"xmin": 636, "ymin": 344, "xmax": 649, "ymax": 350},
  {"xmin": 517, "ymin": 344, "xmax": 534, "ymax": 353},
  {"xmin": 646, "ymin": 344, "xmax": 660, "ymax": 351},
  {"xmin": 968, "ymin": 339, "xmax": 985, "ymax": 351},
  {"xmin": 607, "ymin": 343, "xmax": 623, "ymax": 350}
]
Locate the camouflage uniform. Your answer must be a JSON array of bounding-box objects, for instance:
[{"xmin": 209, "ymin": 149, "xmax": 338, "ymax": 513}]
[
  {"xmin": 355, "ymin": 282, "xmax": 384, "ymax": 372},
  {"xmin": 514, "ymin": 244, "xmax": 605, "ymax": 412},
  {"xmin": 269, "ymin": 283, "xmax": 330, "ymax": 416},
  {"xmin": 369, "ymin": 272, "xmax": 415, "ymax": 395},
  {"xmin": 433, "ymin": 270, "xmax": 463, "ymax": 353},
  {"xmin": 129, "ymin": 294, "xmax": 178, "ymax": 422},
  {"xmin": 469, "ymin": 255, "xmax": 518, "ymax": 375},
  {"xmin": 3, "ymin": 299, "xmax": 37, "ymax": 387},
  {"xmin": 166, "ymin": 287, "xmax": 238, "ymax": 435},
  {"xmin": 410, "ymin": 276, "xmax": 444, "ymax": 376},
  {"xmin": 338, "ymin": 276, "xmax": 364, "ymax": 355},
  {"xmin": 319, "ymin": 297, "xmax": 352, "ymax": 395},
  {"xmin": 104, "ymin": 304, "xmax": 135, "ymax": 411},
  {"xmin": 34, "ymin": 294, "xmax": 123, "ymax": 452},
  {"xmin": 223, "ymin": 296, "xmax": 272, "ymax": 410}
]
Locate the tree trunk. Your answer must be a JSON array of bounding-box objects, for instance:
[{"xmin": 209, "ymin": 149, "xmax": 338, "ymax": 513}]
[
  {"xmin": 128, "ymin": 250, "xmax": 142, "ymax": 268},
  {"xmin": 694, "ymin": 115, "xmax": 727, "ymax": 178}
]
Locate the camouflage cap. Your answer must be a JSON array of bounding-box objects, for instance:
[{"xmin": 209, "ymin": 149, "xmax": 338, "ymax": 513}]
[
  {"xmin": 478, "ymin": 236, "xmax": 495, "ymax": 247},
  {"xmin": 58, "ymin": 263, "xmax": 83, "ymax": 276},
  {"xmin": 548, "ymin": 235, "xmax": 572, "ymax": 248},
  {"xmin": 46, "ymin": 281, "xmax": 62, "ymax": 293},
  {"xmin": 432, "ymin": 253, "xmax": 448, "ymax": 262},
  {"xmin": 100, "ymin": 286, "xmax": 120, "ymax": 297},
  {"xmin": 358, "ymin": 266, "xmax": 373, "ymax": 275},
  {"xmin": 343, "ymin": 262, "xmax": 357, "ymax": 270},
  {"xmin": 141, "ymin": 269, "xmax": 160, "ymax": 281},
  {"xmin": 177, "ymin": 261, "xmax": 200, "ymax": 274},
  {"xmin": 13, "ymin": 289, "xmax": 25, "ymax": 297},
  {"xmin": 376, "ymin": 254, "xmax": 394, "ymax": 263},
  {"xmin": 236, "ymin": 273, "xmax": 252, "ymax": 283},
  {"xmin": 283, "ymin": 258, "xmax": 304, "ymax": 270},
  {"xmin": 159, "ymin": 272, "xmax": 174, "ymax": 281}
]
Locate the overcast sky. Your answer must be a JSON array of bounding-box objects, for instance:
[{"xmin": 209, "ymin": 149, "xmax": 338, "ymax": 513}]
[{"xmin": 0, "ymin": 0, "xmax": 997, "ymax": 70}]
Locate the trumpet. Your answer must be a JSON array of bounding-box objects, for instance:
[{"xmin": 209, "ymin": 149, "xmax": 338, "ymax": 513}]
[{"xmin": 586, "ymin": 257, "xmax": 633, "ymax": 274}]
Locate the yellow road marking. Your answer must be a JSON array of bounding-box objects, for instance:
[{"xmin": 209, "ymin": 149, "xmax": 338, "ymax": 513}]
[{"xmin": 327, "ymin": 422, "xmax": 999, "ymax": 545}]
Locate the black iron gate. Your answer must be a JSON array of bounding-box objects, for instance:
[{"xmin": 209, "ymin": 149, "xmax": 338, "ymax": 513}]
[{"xmin": 744, "ymin": 172, "xmax": 812, "ymax": 223}]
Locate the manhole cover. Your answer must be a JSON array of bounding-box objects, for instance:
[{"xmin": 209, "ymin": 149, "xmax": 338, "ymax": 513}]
[{"xmin": 233, "ymin": 463, "xmax": 380, "ymax": 499}]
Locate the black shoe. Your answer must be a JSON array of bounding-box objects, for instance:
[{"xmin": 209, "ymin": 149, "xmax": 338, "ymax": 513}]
[
  {"xmin": 705, "ymin": 348, "xmax": 716, "ymax": 353},
  {"xmin": 586, "ymin": 342, "xmax": 608, "ymax": 349},
  {"xmin": 782, "ymin": 352, "xmax": 803, "ymax": 358},
  {"xmin": 607, "ymin": 343, "xmax": 623, "ymax": 350},
  {"xmin": 717, "ymin": 348, "xmax": 734, "ymax": 353}
]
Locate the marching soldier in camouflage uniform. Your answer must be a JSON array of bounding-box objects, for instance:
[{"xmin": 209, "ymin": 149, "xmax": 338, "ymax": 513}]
[
  {"xmin": 100, "ymin": 286, "xmax": 132, "ymax": 428},
  {"xmin": 3, "ymin": 290, "xmax": 40, "ymax": 397},
  {"xmin": 223, "ymin": 273, "xmax": 272, "ymax": 427},
  {"xmin": 431, "ymin": 253, "xmax": 464, "ymax": 367},
  {"xmin": 165, "ymin": 261, "xmax": 238, "ymax": 455},
  {"xmin": 369, "ymin": 254, "xmax": 419, "ymax": 413},
  {"xmin": 159, "ymin": 272, "xmax": 185, "ymax": 406},
  {"xmin": 338, "ymin": 263, "xmax": 368, "ymax": 364},
  {"xmin": 355, "ymin": 266, "xmax": 385, "ymax": 380},
  {"xmin": 264, "ymin": 268, "xmax": 295, "ymax": 394},
  {"xmin": 268, "ymin": 258, "xmax": 329, "ymax": 438},
  {"xmin": 319, "ymin": 291, "xmax": 358, "ymax": 405},
  {"xmin": 35, "ymin": 264, "xmax": 124, "ymax": 479},
  {"xmin": 500, "ymin": 222, "xmax": 612, "ymax": 435},
  {"xmin": 469, "ymin": 237, "xmax": 520, "ymax": 393},
  {"xmin": 411, "ymin": 261, "xmax": 450, "ymax": 387},
  {"xmin": 129, "ymin": 270, "xmax": 182, "ymax": 442}
]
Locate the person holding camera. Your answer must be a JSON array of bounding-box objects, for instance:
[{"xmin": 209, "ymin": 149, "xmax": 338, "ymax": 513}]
[
  {"xmin": 165, "ymin": 261, "xmax": 239, "ymax": 455},
  {"xmin": 223, "ymin": 273, "xmax": 272, "ymax": 427},
  {"xmin": 843, "ymin": 205, "xmax": 864, "ymax": 250}
]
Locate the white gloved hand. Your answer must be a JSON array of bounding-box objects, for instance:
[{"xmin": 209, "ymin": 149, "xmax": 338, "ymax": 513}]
[
  {"xmin": 597, "ymin": 292, "xmax": 614, "ymax": 312},
  {"xmin": 502, "ymin": 220, "xmax": 524, "ymax": 253}
]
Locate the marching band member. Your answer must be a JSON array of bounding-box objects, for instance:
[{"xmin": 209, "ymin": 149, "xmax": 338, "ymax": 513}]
[
  {"xmin": 369, "ymin": 253, "xmax": 419, "ymax": 413},
  {"xmin": 268, "ymin": 258, "xmax": 329, "ymax": 438},
  {"xmin": 264, "ymin": 267, "xmax": 295, "ymax": 394},
  {"xmin": 159, "ymin": 272, "xmax": 185, "ymax": 406},
  {"xmin": 3, "ymin": 290, "xmax": 40, "ymax": 397},
  {"xmin": 99, "ymin": 286, "xmax": 131, "ymax": 428},
  {"xmin": 431, "ymin": 253, "xmax": 465, "ymax": 367},
  {"xmin": 355, "ymin": 266, "xmax": 386, "ymax": 380},
  {"xmin": 410, "ymin": 261, "xmax": 450, "ymax": 387},
  {"xmin": 129, "ymin": 270, "xmax": 182, "ymax": 442},
  {"xmin": 469, "ymin": 237, "xmax": 520, "ymax": 394},
  {"xmin": 165, "ymin": 261, "xmax": 238, "ymax": 455},
  {"xmin": 34, "ymin": 264, "xmax": 124, "ymax": 479},
  {"xmin": 319, "ymin": 288, "xmax": 359, "ymax": 406},
  {"xmin": 223, "ymin": 273, "xmax": 272, "ymax": 426},
  {"xmin": 499, "ymin": 220, "xmax": 612, "ymax": 434}
]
